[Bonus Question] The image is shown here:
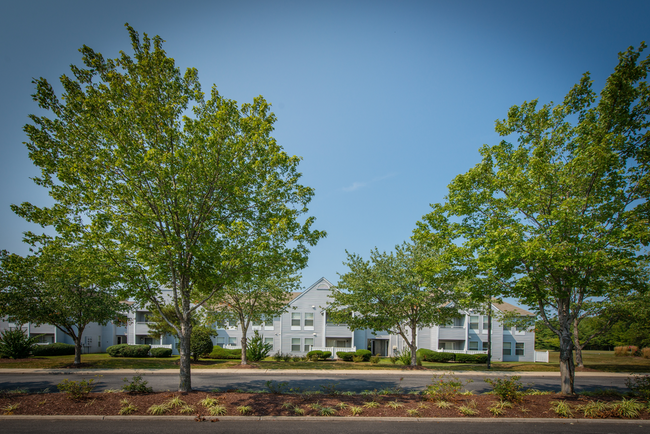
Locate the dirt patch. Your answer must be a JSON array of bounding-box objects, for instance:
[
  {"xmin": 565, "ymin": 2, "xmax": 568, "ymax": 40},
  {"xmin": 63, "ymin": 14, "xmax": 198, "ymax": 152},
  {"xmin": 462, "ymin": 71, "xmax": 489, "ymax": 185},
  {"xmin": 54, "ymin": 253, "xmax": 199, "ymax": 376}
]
[{"xmin": 1, "ymin": 391, "xmax": 648, "ymax": 419}]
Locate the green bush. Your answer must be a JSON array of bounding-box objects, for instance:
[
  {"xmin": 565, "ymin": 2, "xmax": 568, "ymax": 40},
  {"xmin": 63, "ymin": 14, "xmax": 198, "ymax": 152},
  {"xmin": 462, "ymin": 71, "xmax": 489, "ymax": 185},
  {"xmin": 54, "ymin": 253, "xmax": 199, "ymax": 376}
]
[
  {"xmin": 57, "ymin": 377, "xmax": 96, "ymax": 400},
  {"xmin": 0, "ymin": 329, "xmax": 39, "ymax": 359},
  {"xmin": 191, "ymin": 329, "xmax": 214, "ymax": 362},
  {"xmin": 336, "ymin": 351, "xmax": 354, "ymax": 361},
  {"xmin": 369, "ymin": 355, "xmax": 380, "ymax": 364},
  {"xmin": 484, "ymin": 375, "xmax": 524, "ymax": 402},
  {"xmin": 205, "ymin": 347, "xmax": 242, "ymax": 359},
  {"xmin": 307, "ymin": 350, "xmax": 332, "ymax": 360},
  {"xmin": 150, "ymin": 347, "xmax": 172, "ymax": 358},
  {"xmin": 456, "ymin": 353, "xmax": 488, "ymax": 363},
  {"xmin": 246, "ymin": 331, "xmax": 272, "ymax": 362},
  {"xmin": 321, "ymin": 351, "xmax": 332, "ymax": 359},
  {"xmin": 106, "ymin": 344, "xmax": 151, "ymax": 357},
  {"xmin": 307, "ymin": 350, "xmax": 323, "ymax": 358},
  {"xmin": 122, "ymin": 374, "xmax": 153, "ymax": 393},
  {"xmin": 32, "ymin": 343, "xmax": 76, "ymax": 356},
  {"xmin": 416, "ymin": 349, "xmax": 455, "ymax": 363},
  {"xmin": 355, "ymin": 349, "xmax": 372, "ymax": 361}
]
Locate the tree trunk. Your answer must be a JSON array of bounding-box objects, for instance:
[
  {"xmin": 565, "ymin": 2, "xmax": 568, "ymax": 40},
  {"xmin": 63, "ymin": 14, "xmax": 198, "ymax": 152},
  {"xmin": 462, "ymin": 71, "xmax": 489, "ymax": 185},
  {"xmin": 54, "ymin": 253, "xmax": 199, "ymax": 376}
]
[
  {"xmin": 410, "ymin": 326, "xmax": 418, "ymax": 366},
  {"xmin": 73, "ymin": 337, "xmax": 82, "ymax": 366},
  {"xmin": 178, "ymin": 320, "xmax": 192, "ymax": 392},
  {"xmin": 573, "ymin": 316, "xmax": 584, "ymax": 368},
  {"xmin": 487, "ymin": 303, "xmax": 492, "ymax": 370},
  {"xmin": 558, "ymin": 297, "xmax": 575, "ymax": 395},
  {"xmin": 240, "ymin": 328, "xmax": 248, "ymax": 366}
]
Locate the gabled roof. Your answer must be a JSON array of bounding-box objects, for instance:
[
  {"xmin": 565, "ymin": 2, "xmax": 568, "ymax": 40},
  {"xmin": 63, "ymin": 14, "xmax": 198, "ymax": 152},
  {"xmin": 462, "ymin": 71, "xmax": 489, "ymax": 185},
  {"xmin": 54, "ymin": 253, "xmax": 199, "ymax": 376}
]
[
  {"xmin": 492, "ymin": 300, "xmax": 534, "ymax": 316},
  {"xmin": 288, "ymin": 277, "xmax": 334, "ymax": 306}
]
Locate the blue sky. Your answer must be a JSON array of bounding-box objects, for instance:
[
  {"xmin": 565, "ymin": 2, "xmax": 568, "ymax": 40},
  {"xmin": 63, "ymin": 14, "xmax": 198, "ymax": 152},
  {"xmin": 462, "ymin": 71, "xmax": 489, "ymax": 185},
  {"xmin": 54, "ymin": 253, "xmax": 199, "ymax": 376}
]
[{"xmin": 0, "ymin": 1, "xmax": 648, "ymax": 307}]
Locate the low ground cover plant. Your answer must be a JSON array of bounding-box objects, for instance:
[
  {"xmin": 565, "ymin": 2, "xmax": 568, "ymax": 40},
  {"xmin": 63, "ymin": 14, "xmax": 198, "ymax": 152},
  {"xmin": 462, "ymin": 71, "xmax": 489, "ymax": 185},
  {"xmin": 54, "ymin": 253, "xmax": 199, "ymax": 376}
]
[
  {"xmin": 205, "ymin": 347, "xmax": 241, "ymax": 359},
  {"xmin": 484, "ymin": 375, "xmax": 525, "ymax": 402},
  {"xmin": 122, "ymin": 375, "xmax": 153, "ymax": 393},
  {"xmin": 425, "ymin": 374, "xmax": 472, "ymax": 401},
  {"xmin": 57, "ymin": 377, "xmax": 97, "ymax": 400}
]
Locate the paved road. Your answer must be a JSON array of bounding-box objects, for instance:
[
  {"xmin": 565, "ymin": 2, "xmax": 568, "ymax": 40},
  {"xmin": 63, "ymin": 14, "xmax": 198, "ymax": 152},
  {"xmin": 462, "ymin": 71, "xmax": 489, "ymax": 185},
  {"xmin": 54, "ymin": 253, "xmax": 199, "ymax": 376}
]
[
  {"xmin": 0, "ymin": 369, "xmax": 636, "ymax": 394},
  {"xmin": 0, "ymin": 417, "xmax": 648, "ymax": 434}
]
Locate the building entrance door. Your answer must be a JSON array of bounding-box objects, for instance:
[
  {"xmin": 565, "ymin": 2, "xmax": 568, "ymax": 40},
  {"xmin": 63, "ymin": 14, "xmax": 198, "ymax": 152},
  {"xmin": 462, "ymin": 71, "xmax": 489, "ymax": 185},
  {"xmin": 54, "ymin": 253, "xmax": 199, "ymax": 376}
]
[{"xmin": 369, "ymin": 339, "xmax": 389, "ymax": 356}]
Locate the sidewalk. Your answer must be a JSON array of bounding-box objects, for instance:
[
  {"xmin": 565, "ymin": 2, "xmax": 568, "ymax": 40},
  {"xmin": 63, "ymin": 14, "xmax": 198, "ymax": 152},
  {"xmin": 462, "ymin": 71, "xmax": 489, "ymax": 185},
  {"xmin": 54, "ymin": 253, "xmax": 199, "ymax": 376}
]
[{"xmin": 0, "ymin": 368, "xmax": 640, "ymax": 377}]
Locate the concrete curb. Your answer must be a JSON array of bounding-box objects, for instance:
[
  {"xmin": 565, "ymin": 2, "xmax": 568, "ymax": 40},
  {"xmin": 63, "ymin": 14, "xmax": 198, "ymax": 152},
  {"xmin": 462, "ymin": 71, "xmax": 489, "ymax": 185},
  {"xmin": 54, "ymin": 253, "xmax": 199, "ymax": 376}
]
[
  {"xmin": 0, "ymin": 368, "xmax": 643, "ymax": 377},
  {"xmin": 1, "ymin": 415, "xmax": 649, "ymax": 423}
]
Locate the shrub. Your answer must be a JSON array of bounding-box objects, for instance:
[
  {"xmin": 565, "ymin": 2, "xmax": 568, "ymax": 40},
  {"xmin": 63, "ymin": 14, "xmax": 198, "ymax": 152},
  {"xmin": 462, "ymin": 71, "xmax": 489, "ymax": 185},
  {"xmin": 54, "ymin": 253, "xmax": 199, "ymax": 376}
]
[
  {"xmin": 106, "ymin": 344, "xmax": 151, "ymax": 358},
  {"xmin": 191, "ymin": 329, "xmax": 214, "ymax": 361},
  {"xmin": 369, "ymin": 355, "xmax": 380, "ymax": 364},
  {"xmin": 150, "ymin": 347, "xmax": 172, "ymax": 358},
  {"xmin": 122, "ymin": 375, "xmax": 153, "ymax": 393},
  {"xmin": 205, "ymin": 347, "xmax": 241, "ymax": 359},
  {"xmin": 307, "ymin": 350, "xmax": 323, "ymax": 358},
  {"xmin": 32, "ymin": 343, "xmax": 76, "ymax": 356},
  {"xmin": 425, "ymin": 374, "xmax": 471, "ymax": 401},
  {"xmin": 642, "ymin": 348, "xmax": 650, "ymax": 359},
  {"xmin": 484, "ymin": 375, "xmax": 525, "ymax": 402},
  {"xmin": 352, "ymin": 355, "xmax": 364, "ymax": 362},
  {"xmin": 416, "ymin": 349, "xmax": 455, "ymax": 363},
  {"xmin": 336, "ymin": 351, "xmax": 354, "ymax": 361},
  {"xmin": 456, "ymin": 354, "xmax": 488, "ymax": 363},
  {"xmin": 321, "ymin": 351, "xmax": 332, "ymax": 359},
  {"xmin": 246, "ymin": 331, "xmax": 272, "ymax": 362},
  {"xmin": 626, "ymin": 374, "xmax": 650, "ymax": 400},
  {"xmin": 355, "ymin": 349, "xmax": 372, "ymax": 361},
  {"xmin": 0, "ymin": 329, "xmax": 39, "ymax": 359},
  {"xmin": 57, "ymin": 377, "xmax": 96, "ymax": 400},
  {"xmin": 614, "ymin": 346, "xmax": 639, "ymax": 357}
]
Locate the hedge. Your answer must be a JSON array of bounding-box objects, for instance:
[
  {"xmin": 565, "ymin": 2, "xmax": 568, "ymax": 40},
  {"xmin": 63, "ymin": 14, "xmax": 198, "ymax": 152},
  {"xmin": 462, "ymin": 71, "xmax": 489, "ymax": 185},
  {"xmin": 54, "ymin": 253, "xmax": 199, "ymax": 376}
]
[
  {"xmin": 32, "ymin": 343, "xmax": 76, "ymax": 356},
  {"xmin": 416, "ymin": 349, "xmax": 455, "ymax": 363},
  {"xmin": 455, "ymin": 353, "xmax": 488, "ymax": 363},
  {"xmin": 150, "ymin": 347, "xmax": 173, "ymax": 358},
  {"xmin": 204, "ymin": 347, "xmax": 242, "ymax": 359},
  {"xmin": 106, "ymin": 344, "xmax": 151, "ymax": 358},
  {"xmin": 336, "ymin": 351, "xmax": 354, "ymax": 361},
  {"xmin": 307, "ymin": 350, "xmax": 332, "ymax": 360},
  {"xmin": 336, "ymin": 349, "xmax": 371, "ymax": 362}
]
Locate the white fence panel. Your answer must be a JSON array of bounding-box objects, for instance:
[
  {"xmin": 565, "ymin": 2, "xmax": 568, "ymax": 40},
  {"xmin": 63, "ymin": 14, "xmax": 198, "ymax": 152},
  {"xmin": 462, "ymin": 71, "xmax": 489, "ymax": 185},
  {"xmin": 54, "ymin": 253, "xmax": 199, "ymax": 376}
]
[{"xmin": 534, "ymin": 350, "xmax": 549, "ymax": 363}]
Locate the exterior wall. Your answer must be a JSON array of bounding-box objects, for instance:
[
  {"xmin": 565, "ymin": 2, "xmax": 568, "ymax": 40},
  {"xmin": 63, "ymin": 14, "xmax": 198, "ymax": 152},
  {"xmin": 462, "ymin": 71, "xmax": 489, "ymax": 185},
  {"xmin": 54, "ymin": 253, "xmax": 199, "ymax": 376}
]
[{"xmin": 0, "ymin": 278, "xmax": 537, "ymax": 362}]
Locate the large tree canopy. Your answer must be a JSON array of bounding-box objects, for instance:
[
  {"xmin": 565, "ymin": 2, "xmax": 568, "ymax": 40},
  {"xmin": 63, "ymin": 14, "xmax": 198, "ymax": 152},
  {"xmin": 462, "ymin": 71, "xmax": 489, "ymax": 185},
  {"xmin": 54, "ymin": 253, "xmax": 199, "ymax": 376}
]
[
  {"xmin": 328, "ymin": 241, "xmax": 461, "ymax": 366},
  {"xmin": 0, "ymin": 240, "xmax": 125, "ymax": 365},
  {"xmin": 418, "ymin": 43, "xmax": 650, "ymax": 394},
  {"xmin": 14, "ymin": 25, "xmax": 325, "ymax": 391}
]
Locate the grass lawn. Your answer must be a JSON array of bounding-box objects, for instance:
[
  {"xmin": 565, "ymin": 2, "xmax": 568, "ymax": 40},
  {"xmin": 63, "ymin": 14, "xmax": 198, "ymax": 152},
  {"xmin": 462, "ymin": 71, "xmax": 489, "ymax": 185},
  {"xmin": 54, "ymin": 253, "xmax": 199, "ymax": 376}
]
[{"xmin": 1, "ymin": 350, "xmax": 648, "ymax": 372}]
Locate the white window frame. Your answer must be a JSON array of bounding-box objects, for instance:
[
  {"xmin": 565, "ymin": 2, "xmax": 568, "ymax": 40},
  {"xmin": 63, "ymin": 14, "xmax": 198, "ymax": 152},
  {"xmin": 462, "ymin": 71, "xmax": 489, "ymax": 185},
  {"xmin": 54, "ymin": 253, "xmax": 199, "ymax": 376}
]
[
  {"xmin": 304, "ymin": 338, "xmax": 314, "ymax": 352},
  {"xmin": 304, "ymin": 312, "xmax": 314, "ymax": 330},
  {"xmin": 264, "ymin": 337, "xmax": 274, "ymax": 350},
  {"xmin": 482, "ymin": 341, "xmax": 489, "ymax": 351},
  {"xmin": 503, "ymin": 341, "xmax": 512, "ymax": 356},
  {"xmin": 515, "ymin": 342, "xmax": 524, "ymax": 356},
  {"xmin": 291, "ymin": 338, "xmax": 301, "ymax": 352},
  {"xmin": 291, "ymin": 313, "xmax": 301, "ymax": 330},
  {"xmin": 228, "ymin": 337, "xmax": 237, "ymax": 346},
  {"xmin": 470, "ymin": 315, "xmax": 479, "ymax": 330},
  {"xmin": 469, "ymin": 341, "xmax": 479, "ymax": 351},
  {"xmin": 216, "ymin": 337, "xmax": 225, "ymax": 347}
]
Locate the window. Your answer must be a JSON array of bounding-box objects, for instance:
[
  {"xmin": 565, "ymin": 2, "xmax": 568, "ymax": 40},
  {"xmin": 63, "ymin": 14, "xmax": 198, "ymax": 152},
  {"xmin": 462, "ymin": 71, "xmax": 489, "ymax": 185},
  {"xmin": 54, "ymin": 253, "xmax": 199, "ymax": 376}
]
[
  {"xmin": 252, "ymin": 319, "xmax": 262, "ymax": 327},
  {"xmin": 304, "ymin": 338, "xmax": 313, "ymax": 352},
  {"xmin": 503, "ymin": 342, "xmax": 512, "ymax": 356},
  {"xmin": 445, "ymin": 317, "xmax": 464, "ymax": 327},
  {"xmin": 228, "ymin": 337, "xmax": 237, "ymax": 346},
  {"xmin": 305, "ymin": 313, "xmax": 314, "ymax": 329},
  {"xmin": 483, "ymin": 341, "xmax": 489, "ymax": 351},
  {"xmin": 469, "ymin": 341, "xmax": 478, "ymax": 351},
  {"xmin": 483, "ymin": 316, "xmax": 489, "ymax": 330},
  {"xmin": 136, "ymin": 312, "xmax": 151, "ymax": 323},
  {"xmin": 216, "ymin": 337, "xmax": 225, "ymax": 348},
  {"xmin": 291, "ymin": 338, "xmax": 301, "ymax": 352},
  {"xmin": 470, "ymin": 316, "xmax": 479, "ymax": 330},
  {"xmin": 326, "ymin": 312, "xmax": 348, "ymax": 326},
  {"xmin": 291, "ymin": 313, "xmax": 301, "ymax": 330},
  {"xmin": 264, "ymin": 337, "xmax": 274, "ymax": 350},
  {"xmin": 516, "ymin": 343, "xmax": 524, "ymax": 356}
]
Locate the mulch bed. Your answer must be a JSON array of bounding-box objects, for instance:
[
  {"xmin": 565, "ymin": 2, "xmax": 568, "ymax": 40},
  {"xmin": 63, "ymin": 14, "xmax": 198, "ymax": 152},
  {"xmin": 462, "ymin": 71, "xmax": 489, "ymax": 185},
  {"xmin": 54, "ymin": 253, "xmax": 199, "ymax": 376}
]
[{"xmin": 1, "ymin": 391, "xmax": 648, "ymax": 419}]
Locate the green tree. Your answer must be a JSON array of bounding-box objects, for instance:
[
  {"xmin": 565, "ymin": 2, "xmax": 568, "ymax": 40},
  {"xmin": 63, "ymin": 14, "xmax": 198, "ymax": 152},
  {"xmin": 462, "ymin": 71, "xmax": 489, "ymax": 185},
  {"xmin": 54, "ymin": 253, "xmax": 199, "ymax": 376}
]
[
  {"xmin": 211, "ymin": 272, "xmax": 300, "ymax": 365},
  {"xmin": 328, "ymin": 241, "xmax": 461, "ymax": 366},
  {"xmin": 14, "ymin": 25, "xmax": 325, "ymax": 391},
  {"xmin": 0, "ymin": 241, "xmax": 125, "ymax": 365},
  {"xmin": 418, "ymin": 44, "xmax": 650, "ymax": 394}
]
